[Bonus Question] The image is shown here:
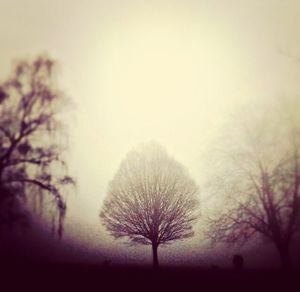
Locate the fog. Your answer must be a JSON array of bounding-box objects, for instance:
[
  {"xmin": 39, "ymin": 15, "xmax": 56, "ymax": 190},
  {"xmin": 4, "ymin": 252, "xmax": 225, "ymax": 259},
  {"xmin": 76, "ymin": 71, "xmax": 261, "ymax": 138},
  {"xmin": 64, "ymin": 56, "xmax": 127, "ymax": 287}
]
[{"xmin": 1, "ymin": 0, "xmax": 300, "ymax": 266}]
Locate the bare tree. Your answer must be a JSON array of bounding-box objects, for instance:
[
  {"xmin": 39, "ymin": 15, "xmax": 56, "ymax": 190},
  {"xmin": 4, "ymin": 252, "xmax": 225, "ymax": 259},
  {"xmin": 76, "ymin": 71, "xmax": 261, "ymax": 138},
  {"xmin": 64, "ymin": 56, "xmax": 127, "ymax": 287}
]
[
  {"xmin": 0, "ymin": 55, "xmax": 75, "ymax": 237},
  {"xmin": 206, "ymin": 98, "xmax": 300, "ymax": 270},
  {"xmin": 100, "ymin": 143, "xmax": 199, "ymax": 269}
]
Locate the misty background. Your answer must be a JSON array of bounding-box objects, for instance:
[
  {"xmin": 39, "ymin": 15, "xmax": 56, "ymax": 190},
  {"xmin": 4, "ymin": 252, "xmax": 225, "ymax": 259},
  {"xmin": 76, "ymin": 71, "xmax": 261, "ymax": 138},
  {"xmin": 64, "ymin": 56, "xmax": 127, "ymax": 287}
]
[{"xmin": 1, "ymin": 0, "xmax": 300, "ymax": 268}]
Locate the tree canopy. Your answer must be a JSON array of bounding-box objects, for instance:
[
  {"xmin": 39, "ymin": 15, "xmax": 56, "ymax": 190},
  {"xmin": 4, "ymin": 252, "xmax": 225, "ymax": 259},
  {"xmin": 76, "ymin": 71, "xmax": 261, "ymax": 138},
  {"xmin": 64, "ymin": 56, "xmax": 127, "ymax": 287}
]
[
  {"xmin": 0, "ymin": 55, "xmax": 75, "ymax": 237},
  {"xmin": 100, "ymin": 143, "xmax": 199, "ymax": 268},
  {"xmin": 206, "ymin": 98, "xmax": 300, "ymax": 269}
]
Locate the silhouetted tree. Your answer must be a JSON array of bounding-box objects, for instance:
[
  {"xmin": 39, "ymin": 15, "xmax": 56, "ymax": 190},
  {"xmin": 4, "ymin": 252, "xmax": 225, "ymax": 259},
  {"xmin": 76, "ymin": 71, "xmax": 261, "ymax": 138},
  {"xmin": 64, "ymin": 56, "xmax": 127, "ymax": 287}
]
[
  {"xmin": 0, "ymin": 55, "xmax": 75, "ymax": 237},
  {"xmin": 206, "ymin": 98, "xmax": 300, "ymax": 270},
  {"xmin": 100, "ymin": 143, "xmax": 199, "ymax": 269}
]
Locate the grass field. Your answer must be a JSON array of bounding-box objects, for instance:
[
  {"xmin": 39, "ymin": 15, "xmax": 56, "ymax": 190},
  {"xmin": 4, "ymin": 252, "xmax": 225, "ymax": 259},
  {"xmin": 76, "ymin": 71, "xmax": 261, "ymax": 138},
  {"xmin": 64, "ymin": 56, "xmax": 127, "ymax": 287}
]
[{"xmin": 1, "ymin": 260, "xmax": 299, "ymax": 292}]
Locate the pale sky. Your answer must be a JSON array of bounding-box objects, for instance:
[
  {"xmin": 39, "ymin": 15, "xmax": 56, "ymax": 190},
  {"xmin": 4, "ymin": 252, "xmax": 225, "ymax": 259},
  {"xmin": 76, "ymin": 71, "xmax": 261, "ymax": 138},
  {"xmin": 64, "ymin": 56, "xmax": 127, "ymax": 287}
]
[{"xmin": 1, "ymin": 0, "xmax": 300, "ymax": 266}]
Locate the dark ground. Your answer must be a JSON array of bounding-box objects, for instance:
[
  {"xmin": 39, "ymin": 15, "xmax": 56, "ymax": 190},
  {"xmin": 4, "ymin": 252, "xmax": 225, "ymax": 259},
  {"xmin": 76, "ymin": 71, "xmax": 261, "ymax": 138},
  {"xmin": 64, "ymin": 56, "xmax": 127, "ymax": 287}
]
[{"xmin": 1, "ymin": 258, "xmax": 299, "ymax": 292}]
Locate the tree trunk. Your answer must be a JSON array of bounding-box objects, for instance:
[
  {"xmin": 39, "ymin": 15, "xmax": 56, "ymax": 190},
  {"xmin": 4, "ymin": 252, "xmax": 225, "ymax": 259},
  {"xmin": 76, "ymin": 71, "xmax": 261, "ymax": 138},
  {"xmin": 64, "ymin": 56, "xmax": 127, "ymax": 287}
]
[
  {"xmin": 152, "ymin": 243, "xmax": 159, "ymax": 270},
  {"xmin": 276, "ymin": 243, "xmax": 291, "ymax": 270}
]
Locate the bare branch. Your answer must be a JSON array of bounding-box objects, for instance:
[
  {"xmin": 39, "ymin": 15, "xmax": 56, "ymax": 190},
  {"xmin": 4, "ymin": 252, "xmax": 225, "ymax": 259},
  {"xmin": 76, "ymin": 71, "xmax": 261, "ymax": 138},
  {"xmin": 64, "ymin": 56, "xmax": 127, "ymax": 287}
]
[{"xmin": 100, "ymin": 143, "xmax": 200, "ymax": 250}]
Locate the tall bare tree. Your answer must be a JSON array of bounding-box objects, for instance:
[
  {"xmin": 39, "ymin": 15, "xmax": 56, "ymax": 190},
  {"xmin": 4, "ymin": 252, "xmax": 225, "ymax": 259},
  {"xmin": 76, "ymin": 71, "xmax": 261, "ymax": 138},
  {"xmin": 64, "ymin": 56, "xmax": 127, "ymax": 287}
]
[
  {"xmin": 0, "ymin": 55, "xmax": 75, "ymax": 237},
  {"xmin": 206, "ymin": 98, "xmax": 300, "ymax": 269},
  {"xmin": 100, "ymin": 143, "xmax": 199, "ymax": 269}
]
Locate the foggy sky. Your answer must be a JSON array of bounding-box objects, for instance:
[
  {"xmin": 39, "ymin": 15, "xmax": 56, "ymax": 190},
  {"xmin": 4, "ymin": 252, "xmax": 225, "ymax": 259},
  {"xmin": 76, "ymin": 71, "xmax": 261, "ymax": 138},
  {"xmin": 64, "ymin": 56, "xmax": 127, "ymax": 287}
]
[{"xmin": 1, "ymin": 0, "xmax": 300, "ymax": 267}]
